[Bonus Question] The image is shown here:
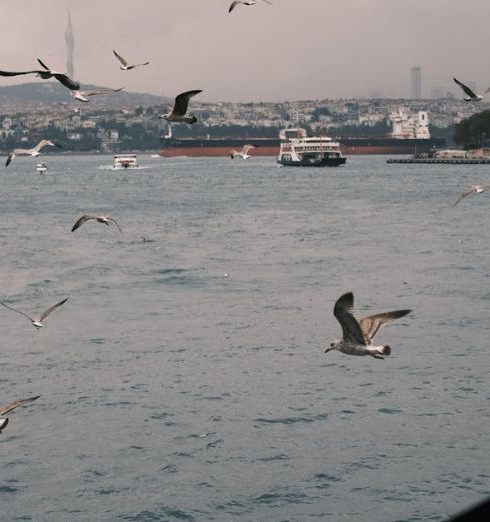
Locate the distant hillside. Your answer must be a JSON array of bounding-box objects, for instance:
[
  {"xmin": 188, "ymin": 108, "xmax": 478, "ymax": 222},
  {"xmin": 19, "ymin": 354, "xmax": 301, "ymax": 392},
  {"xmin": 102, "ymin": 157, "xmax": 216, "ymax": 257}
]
[{"xmin": 0, "ymin": 82, "xmax": 170, "ymax": 110}]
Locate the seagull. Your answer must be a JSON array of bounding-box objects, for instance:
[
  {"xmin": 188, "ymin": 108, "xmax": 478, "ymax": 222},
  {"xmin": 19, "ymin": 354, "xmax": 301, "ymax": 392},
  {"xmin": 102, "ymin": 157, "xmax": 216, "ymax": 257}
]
[
  {"xmin": 229, "ymin": 0, "xmax": 272, "ymax": 13},
  {"xmin": 230, "ymin": 144, "xmax": 255, "ymax": 159},
  {"xmin": 0, "ymin": 396, "xmax": 40, "ymax": 433},
  {"xmin": 325, "ymin": 292, "xmax": 411, "ymax": 359},
  {"xmin": 113, "ymin": 50, "xmax": 150, "ymax": 71},
  {"xmin": 6, "ymin": 139, "xmax": 62, "ymax": 167},
  {"xmin": 453, "ymin": 77, "xmax": 490, "ymax": 102},
  {"xmin": 453, "ymin": 183, "xmax": 488, "ymax": 206},
  {"xmin": 71, "ymin": 214, "xmax": 123, "ymax": 233},
  {"xmin": 159, "ymin": 90, "xmax": 202, "ymax": 124},
  {"xmin": 0, "ymin": 58, "xmax": 80, "ymax": 91},
  {"xmin": 0, "ymin": 298, "xmax": 68, "ymax": 329},
  {"xmin": 70, "ymin": 87, "xmax": 124, "ymax": 103}
]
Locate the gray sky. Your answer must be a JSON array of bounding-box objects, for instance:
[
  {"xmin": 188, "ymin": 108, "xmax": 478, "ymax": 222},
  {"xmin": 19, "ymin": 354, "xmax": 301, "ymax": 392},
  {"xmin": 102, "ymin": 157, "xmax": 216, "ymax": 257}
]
[{"xmin": 1, "ymin": 0, "xmax": 489, "ymax": 102}]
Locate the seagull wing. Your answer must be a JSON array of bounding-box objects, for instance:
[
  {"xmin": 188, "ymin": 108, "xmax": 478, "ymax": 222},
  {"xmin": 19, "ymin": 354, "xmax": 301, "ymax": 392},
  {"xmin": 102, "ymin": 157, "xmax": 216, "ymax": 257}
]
[
  {"xmin": 71, "ymin": 214, "xmax": 97, "ymax": 232},
  {"xmin": 6, "ymin": 150, "xmax": 16, "ymax": 166},
  {"xmin": 333, "ymin": 292, "xmax": 366, "ymax": 345},
  {"xmin": 53, "ymin": 73, "xmax": 80, "ymax": 91},
  {"xmin": 0, "ymin": 302, "xmax": 34, "ymax": 322},
  {"xmin": 113, "ymin": 50, "xmax": 128, "ymax": 67},
  {"xmin": 39, "ymin": 297, "xmax": 68, "ymax": 322},
  {"xmin": 107, "ymin": 217, "xmax": 123, "ymax": 233},
  {"xmin": 229, "ymin": 1, "xmax": 241, "ymax": 12},
  {"xmin": 359, "ymin": 309, "xmax": 411, "ymax": 344},
  {"xmin": 172, "ymin": 90, "xmax": 202, "ymax": 116},
  {"xmin": 262, "ymin": 0, "xmax": 272, "ymax": 4},
  {"xmin": 0, "ymin": 395, "xmax": 40, "ymax": 416},
  {"xmin": 453, "ymin": 77, "xmax": 478, "ymax": 99},
  {"xmin": 242, "ymin": 144, "xmax": 255, "ymax": 154},
  {"xmin": 133, "ymin": 62, "xmax": 150, "ymax": 68},
  {"xmin": 37, "ymin": 58, "xmax": 51, "ymax": 71},
  {"xmin": 453, "ymin": 186, "xmax": 477, "ymax": 206},
  {"xmin": 82, "ymin": 87, "xmax": 124, "ymax": 97},
  {"xmin": 0, "ymin": 69, "xmax": 42, "ymax": 77}
]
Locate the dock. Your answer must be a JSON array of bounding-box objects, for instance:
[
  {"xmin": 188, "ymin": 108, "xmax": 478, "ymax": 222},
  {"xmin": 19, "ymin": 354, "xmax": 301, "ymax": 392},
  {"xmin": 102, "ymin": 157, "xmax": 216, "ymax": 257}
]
[{"xmin": 386, "ymin": 158, "xmax": 490, "ymax": 165}]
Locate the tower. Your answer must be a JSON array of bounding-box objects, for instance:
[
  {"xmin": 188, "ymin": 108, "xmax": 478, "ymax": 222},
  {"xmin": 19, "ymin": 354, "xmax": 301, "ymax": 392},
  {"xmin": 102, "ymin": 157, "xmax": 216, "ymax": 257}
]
[
  {"xmin": 65, "ymin": 10, "xmax": 75, "ymax": 78},
  {"xmin": 410, "ymin": 66, "xmax": 422, "ymax": 99}
]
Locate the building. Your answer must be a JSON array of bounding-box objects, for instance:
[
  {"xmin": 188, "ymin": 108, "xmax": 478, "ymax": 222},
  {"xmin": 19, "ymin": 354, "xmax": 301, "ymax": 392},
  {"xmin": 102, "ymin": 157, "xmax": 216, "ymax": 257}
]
[{"xmin": 410, "ymin": 66, "xmax": 422, "ymax": 99}]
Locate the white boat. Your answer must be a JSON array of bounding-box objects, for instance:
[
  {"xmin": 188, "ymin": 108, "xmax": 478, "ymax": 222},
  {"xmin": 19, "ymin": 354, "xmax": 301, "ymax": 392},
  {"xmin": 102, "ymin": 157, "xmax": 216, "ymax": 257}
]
[
  {"xmin": 36, "ymin": 162, "xmax": 48, "ymax": 173},
  {"xmin": 113, "ymin": 154, "xmax": 138, "ymax": 169},
  {"xmin": 277, "ymin": 128, "xmax": 346, "ymax": 167}
]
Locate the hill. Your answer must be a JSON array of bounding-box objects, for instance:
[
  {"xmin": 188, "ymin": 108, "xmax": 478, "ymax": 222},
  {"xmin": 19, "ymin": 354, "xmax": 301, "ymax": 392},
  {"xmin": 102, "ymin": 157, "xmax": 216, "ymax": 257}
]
[{"xmin": 0, "ymin": 81, "xmax": 170, "ymax": 111}]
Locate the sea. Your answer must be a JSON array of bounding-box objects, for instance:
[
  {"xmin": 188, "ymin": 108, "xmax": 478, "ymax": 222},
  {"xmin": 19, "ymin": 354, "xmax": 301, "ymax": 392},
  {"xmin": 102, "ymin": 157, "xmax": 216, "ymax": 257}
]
[{"xmin": 1, "ymin": 154, "xmax": 489, "ymax": 521}]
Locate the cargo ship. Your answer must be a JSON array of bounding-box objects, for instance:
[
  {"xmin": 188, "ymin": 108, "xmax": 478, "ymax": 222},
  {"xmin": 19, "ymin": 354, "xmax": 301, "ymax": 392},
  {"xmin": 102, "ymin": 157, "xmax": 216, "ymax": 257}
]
[{"xmin": 158, "ymin": 108, "xmax": 445, "ymax": 157}]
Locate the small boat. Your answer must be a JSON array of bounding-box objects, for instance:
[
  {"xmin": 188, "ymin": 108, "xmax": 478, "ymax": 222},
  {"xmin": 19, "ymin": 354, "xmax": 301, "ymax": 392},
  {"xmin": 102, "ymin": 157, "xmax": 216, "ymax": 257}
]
[
  {"xmin": 36, "ymin": 162, "xmax": 48, "ymax": 173},
  {"xmin": 277, "ymin": 128, "xmax": 346, "ymax": 167},
  {"xmin": 113, "ymin": 154, "xmax": 138, "ymax": 169}
]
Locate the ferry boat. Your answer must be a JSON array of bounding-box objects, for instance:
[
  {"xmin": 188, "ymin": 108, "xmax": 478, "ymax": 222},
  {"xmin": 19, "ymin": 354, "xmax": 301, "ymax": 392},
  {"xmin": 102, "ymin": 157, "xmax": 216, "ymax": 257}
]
[
  {"xmin": 36, "ymin": 162, "xmax": 47, "ymax": 173},
  {"xmin": 113, "ymin": 154, "xmax": 138, "ymax": 169},
  {"xmin": 277, "ymin": 128, "xmax": 346, "ymax": 167}
]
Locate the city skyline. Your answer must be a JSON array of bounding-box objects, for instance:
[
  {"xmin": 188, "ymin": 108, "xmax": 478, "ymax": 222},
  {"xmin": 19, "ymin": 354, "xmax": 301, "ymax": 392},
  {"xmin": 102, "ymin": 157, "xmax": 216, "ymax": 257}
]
[{"xmin": 0, "ymin": 1, "xmax": 489, "ymax": 102}]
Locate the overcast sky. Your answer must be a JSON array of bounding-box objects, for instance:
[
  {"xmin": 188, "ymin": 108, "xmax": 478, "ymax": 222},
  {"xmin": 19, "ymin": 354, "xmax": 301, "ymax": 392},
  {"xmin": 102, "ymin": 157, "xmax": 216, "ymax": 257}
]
[{"xmin": 1, "ymin": 0, "xmax": 489, "ymax": 102}]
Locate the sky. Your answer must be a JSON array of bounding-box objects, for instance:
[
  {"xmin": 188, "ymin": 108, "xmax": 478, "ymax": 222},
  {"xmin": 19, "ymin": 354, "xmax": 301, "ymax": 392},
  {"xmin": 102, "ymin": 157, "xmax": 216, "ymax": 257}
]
[{"xmin": 0, "ymin": 0, "xmax": 489, "ymax": 102}]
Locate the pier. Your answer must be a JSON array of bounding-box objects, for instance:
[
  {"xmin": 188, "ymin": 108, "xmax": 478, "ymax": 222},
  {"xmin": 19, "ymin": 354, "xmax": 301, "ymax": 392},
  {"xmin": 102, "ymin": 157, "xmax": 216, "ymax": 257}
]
[{"xmin": 386, "ymin": 158, "xmax": 490, "ymax": 164}]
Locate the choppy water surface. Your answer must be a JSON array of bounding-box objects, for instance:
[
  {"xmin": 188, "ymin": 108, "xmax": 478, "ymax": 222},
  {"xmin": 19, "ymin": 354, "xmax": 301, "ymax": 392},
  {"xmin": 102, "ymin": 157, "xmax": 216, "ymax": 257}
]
[{"xmin": 1, "ymin": 154, "xmax": 489, "ymax": 521}]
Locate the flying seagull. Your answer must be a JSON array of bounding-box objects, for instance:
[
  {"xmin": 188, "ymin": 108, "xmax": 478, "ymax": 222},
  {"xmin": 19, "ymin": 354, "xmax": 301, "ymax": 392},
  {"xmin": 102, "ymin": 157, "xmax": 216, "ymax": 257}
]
[
  {"xmin": 453, "ymin": 77, "xmax": 490, "ymax": 102},
  {"xmin": 325, "ymin": 292, "xmax": 411, "ymax": 359},
  {"xmin": 70, "ymin": 87, "xmax": 124, "ymax": 103},
  {"xmin": 0, "ymin": 58, "xmax": 80, "ymax": 91},
  {"xmin": 229, "ymin": 0, "xmax": 272, "ymax": 13},
  {"xmin": 113, "ymin": 50, "xmax": 150, "ymax": 70},
  {"xmin": 0, "ymin": 396, "xmax": 40, "ymax": 433},
  {"xmin": 71, "ymin": 214, "xmax": 123, "ymax": 233},
  {"xmin": 6, "ymin": 139, "xmax": 62, "ymax": 167},
  {"xmin": 1, "ymin": 298, "xmax": 68, "ymax": 329},
  {"xmin": 159, "ymin": 90, "xmax": 202, "ymax": 124},
  {"xmin": 230, "ymin": 144, "xmax": 255, "ymax": 159},
  {"xmin": 453, "ymin": 183, "xmax": 488, "ymax": 206}
]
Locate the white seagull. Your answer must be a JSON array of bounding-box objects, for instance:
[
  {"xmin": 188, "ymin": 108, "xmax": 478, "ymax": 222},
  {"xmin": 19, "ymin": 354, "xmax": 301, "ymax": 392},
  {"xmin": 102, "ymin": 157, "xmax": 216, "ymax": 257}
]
[
  {"xmin": 70, "ymin": 87, "xmax": 124, "ymax": 103},
  {"xmin": 6, "ymin": 139, "xmax": 62, "ymax": 167},
  {"xmin": 159, "ymin": 90, "xmax": 202, "ymax": 124},
  {"xmin": 230, "ymin": 144, "xmax": 255, "ymax": 159},
  {"xmin": 71, "ymin": 214, "xmax": 123, "ymax": 233},
  {"xmin": 1, "ymin": 298, "xmax": 68, "ymax": 329},
  {"xmin": 453, "ymin": 77, "xmax": 490, "ymax": 102},
  {"xmin": 0, "ymin": 396, "xmax": 40, "ymax": 433},
  {"xmin": 453, "ymin": 183, "xmax": 489, "ymax": 206},
  {"xmin": 325, "ymin": 292, "xmax": 411, "ymax": 359},
  {"xmin": 0, "ymin": 58, "xmax": 80, "ymax": 91},
  {"xmin": 229, "ymin": 0, "xmax": 272, "ymax": 13},
  {"xmin": 113, "ymin": 50, "xmax": 149, "ymax": 70}
]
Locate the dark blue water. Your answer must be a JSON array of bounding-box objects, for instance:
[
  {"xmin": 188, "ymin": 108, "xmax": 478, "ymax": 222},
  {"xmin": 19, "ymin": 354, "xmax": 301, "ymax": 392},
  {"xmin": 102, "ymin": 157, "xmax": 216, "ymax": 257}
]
[{"xmin": 1, "ymin": 154, "xmax": 489, "ymax": 521}]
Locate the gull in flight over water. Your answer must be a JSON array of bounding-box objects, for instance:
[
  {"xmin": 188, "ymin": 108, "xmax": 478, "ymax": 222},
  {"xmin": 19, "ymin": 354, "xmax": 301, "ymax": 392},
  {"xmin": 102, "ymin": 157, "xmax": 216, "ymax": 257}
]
[
  {"xmin": 113, "ymin": 50, "xmax": 150, "ymax": 70},
  {"xmin": 230, "ymin": 144, "xmax": 255, "ymax": 159},
  {"xmin": 0, "ymin": 396, "xmax": 40, "ymax": 433},
  {"xmin": 1, "ymin": 298, "xmax": 68, "ymax": 329},
  {"xmin": 6, "ymin": 139, "xmax": 62, "ymax": 167},
  {"xmin": 71, "ymin": 214, "xmax": 123, "ymax": 233},
  {"xmin": 229, "ymin": 0, "xmax": 272, "ymax": 13},
  {"xmin": 0, "ymin": 58, "xmax": 80, "ymax": 91},
  {"xmin": 159, "ymin": 90, "xmax": 202, "ymax": 124},
  {"xmin": 325, "ymin": 292, "xmax": 411, "ymax": 359},
  {"xmin": 453, "ymin": 183, "xmax": 488, "ymax": 206},
  {"xmin": 453, "ymin": 77, "xmax": 490, "ymax": 102},
  {"xmin": 70, "ymin": 87, "xmax": 124, "ymax": 103}
]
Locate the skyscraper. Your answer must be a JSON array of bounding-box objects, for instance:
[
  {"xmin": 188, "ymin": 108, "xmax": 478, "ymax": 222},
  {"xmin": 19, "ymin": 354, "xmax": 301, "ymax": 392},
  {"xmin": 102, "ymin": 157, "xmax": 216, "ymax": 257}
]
[
  {"xmin": 410, "ymin": 66, "xmax": 422, "ymax": 99},
  {"xmin": 65, "ymin": 10, "xmax": 75, "ymax": 78}
]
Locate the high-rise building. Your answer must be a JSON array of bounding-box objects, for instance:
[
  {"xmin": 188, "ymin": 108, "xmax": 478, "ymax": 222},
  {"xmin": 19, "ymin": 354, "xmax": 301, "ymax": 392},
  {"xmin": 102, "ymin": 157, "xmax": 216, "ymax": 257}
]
[
  {"xmin": 65, "ymin": 10, "xmax": 75, "ymax": 78},
  {"xmin": 410, "ymin": 66, "xmax": 422, "ymax": 99}
]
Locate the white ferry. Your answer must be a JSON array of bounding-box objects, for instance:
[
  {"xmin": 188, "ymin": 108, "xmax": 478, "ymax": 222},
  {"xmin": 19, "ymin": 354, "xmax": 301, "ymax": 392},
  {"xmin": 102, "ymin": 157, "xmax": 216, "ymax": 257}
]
[
  {"xmin": 113, "ymin": 154, "xmax": 138, "ymax": 169},
  {"xmin": 36, "ymin": 162, "xmax": 48, "ymax": 173},
  {"xmin": 277, "ymin": 128, "xmax": 346, "ymax": 167}
]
